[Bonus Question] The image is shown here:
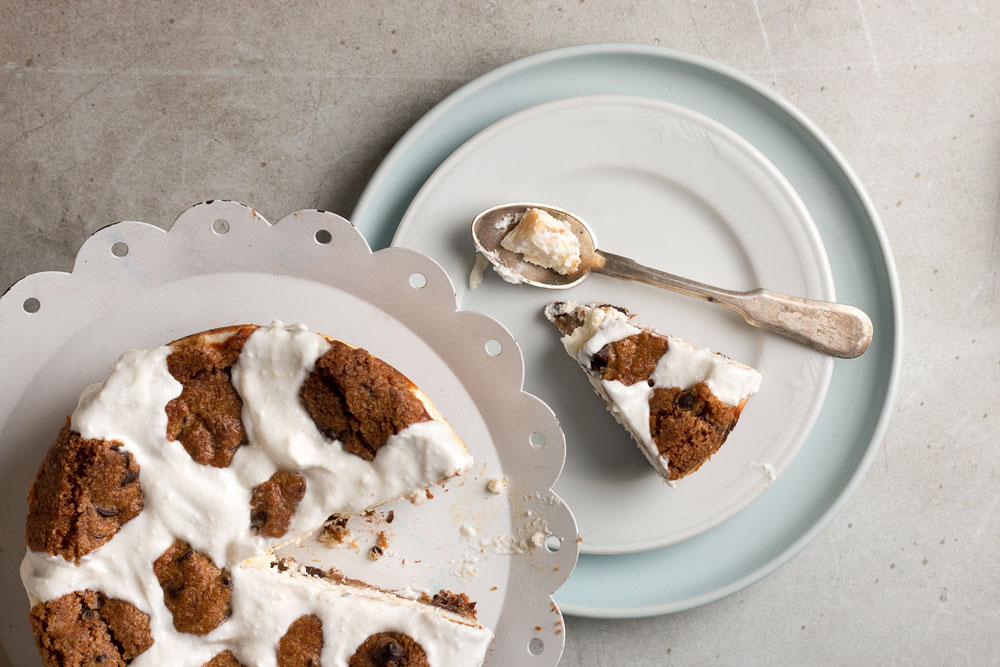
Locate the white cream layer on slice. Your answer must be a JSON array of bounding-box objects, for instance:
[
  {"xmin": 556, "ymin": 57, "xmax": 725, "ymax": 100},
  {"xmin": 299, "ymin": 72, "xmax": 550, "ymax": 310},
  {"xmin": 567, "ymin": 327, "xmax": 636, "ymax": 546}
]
[{"xmin": 20, "ymin": 322, "xmax": 490, "ymax": 666}]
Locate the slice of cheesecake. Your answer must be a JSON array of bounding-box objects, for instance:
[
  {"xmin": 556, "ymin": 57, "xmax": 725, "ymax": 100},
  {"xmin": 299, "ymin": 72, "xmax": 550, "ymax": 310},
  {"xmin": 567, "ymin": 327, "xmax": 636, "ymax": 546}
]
[{"xmin": 544, "ymin": 301, "xmax": 762, "ymax": 482}]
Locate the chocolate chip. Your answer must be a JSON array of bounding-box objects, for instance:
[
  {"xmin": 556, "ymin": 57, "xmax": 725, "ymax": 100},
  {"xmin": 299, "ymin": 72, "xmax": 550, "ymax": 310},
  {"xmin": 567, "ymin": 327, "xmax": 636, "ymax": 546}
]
[
  {"xmin": 590, "ymin": 344, "xmax": 611, "ymax": 371},
  {"xmin": 121, "ymin": 469, "xmax": 139, "ymax": 486},
  {"xmin": 678, "ymin": 392, "xmax": 695, "ymax": 409},
  {"xmin": 647, "ymin": 379, "xmax": 655, "ymax": 387},
  {"xmin": 94, "ymin": 505, "xmax": 121, "ymax": 518},
  {"xmin": 304, "ymin": 566, "xmax": 325, "ymax": 578},
  {"xmin": 220, "ymin": 574, "xmax": 231, "ymax": 587},
  {"xmin": 251, "ymin": 510, "xmax": 268, "ymax": 530},
  {"xmin": 95, "ymin": 654, "xmax": 106, "ymax": 663},
  {"xmin": 373, "ymin": 639, "xmax": 405, "ymax": 665},
  {"xmin": 81, "ymin": 608, "xmax": 95, "ymax": 620},
  {"xmin": 370, "ymin": 545, "xmax": 383, "ymax": 557},
  {"xmin": 176, "ymin": 549, "xmax": 192, "ymax": 562}
]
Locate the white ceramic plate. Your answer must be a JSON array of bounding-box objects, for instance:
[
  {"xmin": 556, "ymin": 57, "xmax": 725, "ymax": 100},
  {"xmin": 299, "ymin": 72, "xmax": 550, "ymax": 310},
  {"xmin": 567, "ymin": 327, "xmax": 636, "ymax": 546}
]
[
  {"xmin": 0, "ymin": 202, "xmax": 578, "ymax": 667},
  {"xmin": 394, "ymin": 95, "xmax": 835, "ymax": 555}
]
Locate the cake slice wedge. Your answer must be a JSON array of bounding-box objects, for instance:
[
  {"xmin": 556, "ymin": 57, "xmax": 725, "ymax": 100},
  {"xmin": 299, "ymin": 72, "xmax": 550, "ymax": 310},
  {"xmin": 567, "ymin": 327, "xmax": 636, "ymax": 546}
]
[{"xmin": 544, "ymin": 301, "xmax": 762, "ymax": 482}]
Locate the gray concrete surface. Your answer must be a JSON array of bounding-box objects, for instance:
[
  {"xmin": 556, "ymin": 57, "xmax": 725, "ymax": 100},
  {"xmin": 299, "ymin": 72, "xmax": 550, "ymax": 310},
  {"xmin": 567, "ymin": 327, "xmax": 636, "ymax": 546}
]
[{"xmin": 2, "ymin": 1, "xmax": 998, "ymax": 665}]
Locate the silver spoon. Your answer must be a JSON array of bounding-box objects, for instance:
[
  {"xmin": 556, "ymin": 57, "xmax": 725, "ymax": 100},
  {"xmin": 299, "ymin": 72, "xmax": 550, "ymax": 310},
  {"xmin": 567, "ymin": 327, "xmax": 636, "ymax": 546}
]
[{"xmin": 472, "ymin": 202, "xmax": 873, "ymax": 359}]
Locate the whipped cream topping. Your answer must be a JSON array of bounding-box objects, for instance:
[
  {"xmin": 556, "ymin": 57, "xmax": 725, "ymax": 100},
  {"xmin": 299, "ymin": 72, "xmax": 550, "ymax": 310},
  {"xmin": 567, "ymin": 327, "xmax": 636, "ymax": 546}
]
[
  {"xmin": 551, "ymin": 302, "xmax": 762, "ymax": 475},
  {"xmin": 650, "ymin": 336, "xmax": 762, "ymax": 406},
  {"xmin": 20, "ymin": 322, "xmax": 490, "ymax": 666}
]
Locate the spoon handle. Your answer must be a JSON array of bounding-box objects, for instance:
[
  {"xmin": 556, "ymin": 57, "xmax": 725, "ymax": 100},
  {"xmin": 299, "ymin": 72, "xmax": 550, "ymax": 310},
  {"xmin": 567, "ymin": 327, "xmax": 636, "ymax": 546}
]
[{"xmin": 594, "ymin": 251, "xmax": 873, "ymax": 359}]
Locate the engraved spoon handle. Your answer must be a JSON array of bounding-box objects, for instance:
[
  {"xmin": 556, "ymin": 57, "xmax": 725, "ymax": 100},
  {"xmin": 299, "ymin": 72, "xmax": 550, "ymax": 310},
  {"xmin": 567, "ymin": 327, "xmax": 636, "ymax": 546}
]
[{"xmin": 594, "ymin": 251, "xmax": 873, "ymax": 358}]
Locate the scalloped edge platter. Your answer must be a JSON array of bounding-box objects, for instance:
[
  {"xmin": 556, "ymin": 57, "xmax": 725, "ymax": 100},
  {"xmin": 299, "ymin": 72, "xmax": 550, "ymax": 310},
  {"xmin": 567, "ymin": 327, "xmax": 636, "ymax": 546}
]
[{"xmin": 0, "ymin": 201, "xmax": 578, "ymax": 666}]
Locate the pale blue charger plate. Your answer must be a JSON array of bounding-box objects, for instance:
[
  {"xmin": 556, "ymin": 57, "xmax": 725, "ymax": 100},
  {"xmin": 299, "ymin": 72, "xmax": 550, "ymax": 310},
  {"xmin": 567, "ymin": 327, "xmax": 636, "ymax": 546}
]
[{"xmin": 351, "ymin": 44, "xmax": 902, "ymax": 618}]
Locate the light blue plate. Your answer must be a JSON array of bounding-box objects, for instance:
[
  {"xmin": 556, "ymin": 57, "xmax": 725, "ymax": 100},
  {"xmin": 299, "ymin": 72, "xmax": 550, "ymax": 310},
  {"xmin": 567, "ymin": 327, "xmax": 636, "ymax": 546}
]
[{"xmin": 352, "ymin": 44, "xmax": 902, "ymax": 618}]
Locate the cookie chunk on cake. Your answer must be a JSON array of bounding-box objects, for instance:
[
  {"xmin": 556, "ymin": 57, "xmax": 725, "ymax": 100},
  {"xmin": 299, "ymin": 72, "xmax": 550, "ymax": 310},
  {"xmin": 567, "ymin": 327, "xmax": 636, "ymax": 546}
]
[
  {"xmin": 544, "ymin": 301, "xmax": 762, "ymax": 482},
  {"xmin": 21, "ymin": 322, "xmax": 492, "ymax": 666}
]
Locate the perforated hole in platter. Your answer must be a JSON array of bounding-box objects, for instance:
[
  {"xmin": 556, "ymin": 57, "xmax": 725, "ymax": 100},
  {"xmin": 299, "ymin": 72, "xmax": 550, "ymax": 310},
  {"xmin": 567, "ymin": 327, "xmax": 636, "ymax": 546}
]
[
  {"xmin": 212, "ymin": 219, "xmax": 230, "ymax": 235},
  {"xmin": 544, "ymin": 535, "xmax": 562, "ymax": 553},
  {"xmin": 529, "ymin": 431, "xmax": 546, "ymax": 449},
  {"xmin": 22, "ymin": 297, "xmax": 40, "ymax": 313},
  {"xmin": 485, "ymin": 339, "xmax": 503, "ymax": 357},
  {"xmin": 111, "ymin": 242, "xmax": 129, "ymax": 257},
  {"xmin": 528, "ymin": 637, "xmax": 545, "ymax": 656},
  {"xmin": 408, "ymin": 272, "xmax": 427, "ymax": 289},
  {"xmin": 315, "ymin": 229, "xmax": 332, "ymax": 244}
]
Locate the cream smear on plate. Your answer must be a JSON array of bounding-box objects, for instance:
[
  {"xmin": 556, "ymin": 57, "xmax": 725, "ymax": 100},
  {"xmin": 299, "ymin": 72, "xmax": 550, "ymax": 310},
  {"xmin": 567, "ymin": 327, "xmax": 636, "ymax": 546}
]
[{"xmin": 550, "ymin": 302, "xmax": 761, "ymax": 471}]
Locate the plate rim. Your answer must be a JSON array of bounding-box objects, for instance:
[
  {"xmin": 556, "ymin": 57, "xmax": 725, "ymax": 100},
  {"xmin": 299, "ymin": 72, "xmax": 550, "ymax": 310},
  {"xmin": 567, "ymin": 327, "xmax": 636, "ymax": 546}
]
[
  {"xmin": 351, "ymin": 43, "xmax": 903, "ymax": 618},
  {"xmin": 392, "ymin": 91, "xmax": 837, "ymax": 554}
]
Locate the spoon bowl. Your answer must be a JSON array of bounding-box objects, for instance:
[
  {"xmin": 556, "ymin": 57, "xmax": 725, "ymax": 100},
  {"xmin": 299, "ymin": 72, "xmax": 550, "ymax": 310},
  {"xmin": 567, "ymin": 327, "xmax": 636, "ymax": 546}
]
[{"xmin": 471, "ymin": 203, "xmax": 597, "ymax": 289}]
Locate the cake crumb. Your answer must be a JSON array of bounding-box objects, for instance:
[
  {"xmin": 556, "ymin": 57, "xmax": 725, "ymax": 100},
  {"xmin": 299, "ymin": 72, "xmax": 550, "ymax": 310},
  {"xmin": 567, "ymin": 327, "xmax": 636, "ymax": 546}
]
[
  {"xmin": 318, "ymin": 515, "xmax": 353, "ymax": 547},
  {"xmin": 486, "ymin": 477, "xmax": 508, "ymax": 494},
  {"xmin": 460, "ymin": 524, "xmax": 478, "ymax": 539}
]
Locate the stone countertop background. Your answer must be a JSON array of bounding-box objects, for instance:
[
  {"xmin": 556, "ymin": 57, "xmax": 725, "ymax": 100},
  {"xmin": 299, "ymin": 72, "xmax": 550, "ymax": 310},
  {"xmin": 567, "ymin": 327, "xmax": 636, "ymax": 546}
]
[{"xmin": 1, "ymin": 1, "xmax": 997, "ymax": 665}]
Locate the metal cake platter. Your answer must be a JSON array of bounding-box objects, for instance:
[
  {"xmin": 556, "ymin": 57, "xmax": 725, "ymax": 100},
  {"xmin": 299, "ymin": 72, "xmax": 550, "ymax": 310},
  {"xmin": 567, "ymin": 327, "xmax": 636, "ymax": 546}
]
[{"xmin": 0, "ymin": 201, "xmax": 579, "ymax": 666}]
